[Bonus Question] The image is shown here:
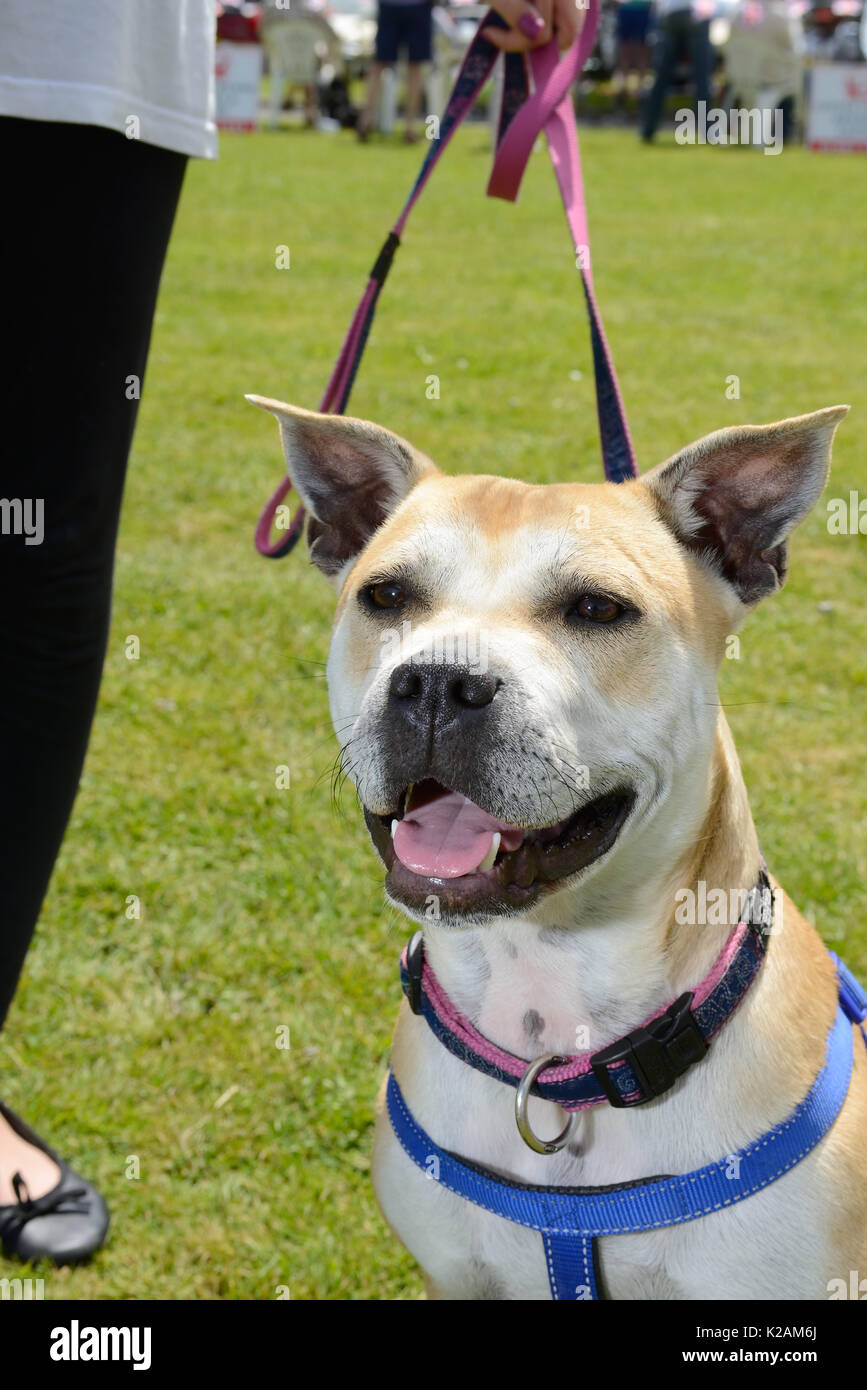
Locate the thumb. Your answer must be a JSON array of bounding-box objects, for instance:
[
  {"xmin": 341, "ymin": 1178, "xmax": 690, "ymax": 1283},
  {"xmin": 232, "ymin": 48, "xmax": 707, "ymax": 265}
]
[{"xmin": 482, "ymin": 1, "xmax": 551, "ymax": 51}]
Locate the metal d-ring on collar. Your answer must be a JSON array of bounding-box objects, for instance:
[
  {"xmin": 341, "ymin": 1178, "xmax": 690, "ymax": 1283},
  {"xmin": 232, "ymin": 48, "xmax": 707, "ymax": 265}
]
[{"xmin": 515, "ymin": 1054, "xmax": 578, "ymax": 1154}]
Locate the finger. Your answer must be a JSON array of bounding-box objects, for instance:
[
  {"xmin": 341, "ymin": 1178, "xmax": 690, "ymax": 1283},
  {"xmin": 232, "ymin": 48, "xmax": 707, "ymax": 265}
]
[
  {"xmin": 534, "ymin": 0, "xmax": 555, "ymax": 31},
  {"xmin": 482, "ymin": 24, "xmax": 551, "ymax": 51},
  {"xmin": 553, "ymin": 0, "xmax": 584, "ymax": 49},
  {"xmin": 486, "ymin": 0, "xmax": 545, "ymax": 28},
  {"xmin": 482, "ymin": 1, "xmax": 552, "ymax": 50}
]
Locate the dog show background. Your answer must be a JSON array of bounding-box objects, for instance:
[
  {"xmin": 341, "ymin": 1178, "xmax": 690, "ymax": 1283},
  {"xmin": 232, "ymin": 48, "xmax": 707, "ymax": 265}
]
[{"xmin": 2, "ymin": 3, "xmax": 865, "ymax": 1301}]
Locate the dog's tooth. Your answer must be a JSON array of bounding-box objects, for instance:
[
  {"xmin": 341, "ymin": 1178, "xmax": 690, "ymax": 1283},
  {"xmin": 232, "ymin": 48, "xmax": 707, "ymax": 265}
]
[
  {"xmin": 478, "ymin": 832, "xmax": 501, "ymax": 872},
  {"xmin": 391, "ymin": 819, "xmax": 399, "ymax": 840}
]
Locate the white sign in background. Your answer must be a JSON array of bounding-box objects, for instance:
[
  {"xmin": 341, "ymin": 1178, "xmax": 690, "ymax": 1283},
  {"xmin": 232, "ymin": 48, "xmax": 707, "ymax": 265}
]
[
  {"xmin": 215, "ymin": 42, "xmax": 263, "ymax": 132},
  {"xmin": 807, "ymin": 62, "xmax": 867, "ymax": 153}
]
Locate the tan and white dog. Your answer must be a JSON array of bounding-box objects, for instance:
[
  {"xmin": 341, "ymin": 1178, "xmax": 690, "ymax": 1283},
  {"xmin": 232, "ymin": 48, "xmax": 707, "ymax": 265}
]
[{"xmin": 249, "ymin": 395, "xmax": 866, "ymax": 1300}]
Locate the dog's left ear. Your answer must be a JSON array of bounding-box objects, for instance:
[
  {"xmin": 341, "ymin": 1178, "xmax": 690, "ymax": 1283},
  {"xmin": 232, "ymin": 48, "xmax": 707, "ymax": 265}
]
[
  {"xmin": 641, "ymin": 406, "xmax": 849, "ymax": 604},
  {"xmin": 246, "ymin": 397, "xmax": 437, "ymax": 583}
]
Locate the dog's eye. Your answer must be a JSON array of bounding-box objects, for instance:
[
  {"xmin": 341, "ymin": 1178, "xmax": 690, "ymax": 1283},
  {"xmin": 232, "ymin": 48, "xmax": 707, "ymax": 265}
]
[
  {"xmin": 566, "ymin": 592, "xmax": 625, "ymax": 625},
  {"xmin": 363, "ymin": 580, "xmax": 406, "ymax": 611}
]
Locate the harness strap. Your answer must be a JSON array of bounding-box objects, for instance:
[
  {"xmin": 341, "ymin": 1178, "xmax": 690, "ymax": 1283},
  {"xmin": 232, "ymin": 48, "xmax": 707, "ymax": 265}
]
[
  {"xmin": 401, "ymin": 868, "xmax": 772, "ymax": 1110},
  {"xmin": 387, "ymin": 979, "xmax": 858, "ymax": 1299},
  {"xmin": 544, "ymin": 1232, "xmax": 600, "ymax": 1301},
  {"xmin": 255, "ymin": 0, "xmax": 637, "ymax": 558}
]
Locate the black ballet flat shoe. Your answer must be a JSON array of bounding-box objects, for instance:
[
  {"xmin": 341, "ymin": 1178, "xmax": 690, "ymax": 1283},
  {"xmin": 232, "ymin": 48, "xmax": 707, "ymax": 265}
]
[{"xmin": 0, "ymin": 1100, "xmax": 109, "ymax": 1264}]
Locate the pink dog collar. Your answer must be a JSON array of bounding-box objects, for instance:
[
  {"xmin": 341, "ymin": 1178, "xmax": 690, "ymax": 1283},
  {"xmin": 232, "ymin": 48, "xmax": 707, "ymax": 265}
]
[{"xmin": 399, "ymin": 866, "xmax": 773, "ymax": 1111}]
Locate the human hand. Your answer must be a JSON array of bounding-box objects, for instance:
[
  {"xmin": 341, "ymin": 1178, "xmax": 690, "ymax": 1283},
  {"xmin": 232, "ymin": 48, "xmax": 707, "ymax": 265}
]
[{"xmin": 482, "ymin": 0, "xmax": 587, "ymax": 53}]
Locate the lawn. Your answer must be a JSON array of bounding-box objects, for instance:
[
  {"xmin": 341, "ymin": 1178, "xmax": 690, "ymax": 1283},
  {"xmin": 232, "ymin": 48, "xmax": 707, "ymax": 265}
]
[{"xmin": 2, "ymin": 122, "xmax": 865, "ymax": 1301}]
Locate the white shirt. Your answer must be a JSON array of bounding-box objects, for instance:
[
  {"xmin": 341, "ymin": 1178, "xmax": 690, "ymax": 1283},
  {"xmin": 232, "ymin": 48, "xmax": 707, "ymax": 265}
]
[{"xmin": 0, "ymin": 0, "xmax": 217, "ymax": 158}]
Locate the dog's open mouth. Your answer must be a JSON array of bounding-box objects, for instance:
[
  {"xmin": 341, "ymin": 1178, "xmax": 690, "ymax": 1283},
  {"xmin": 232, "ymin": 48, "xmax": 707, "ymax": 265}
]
[{"xmin": 364, "ymin": 779, "xmax": 635, "ymax": 919}]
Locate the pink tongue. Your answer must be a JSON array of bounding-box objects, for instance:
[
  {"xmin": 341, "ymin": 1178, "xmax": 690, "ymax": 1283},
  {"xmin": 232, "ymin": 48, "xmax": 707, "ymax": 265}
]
[{"xmin": 393, "ymin": 790, "xmax": 524, "ymax": 879}]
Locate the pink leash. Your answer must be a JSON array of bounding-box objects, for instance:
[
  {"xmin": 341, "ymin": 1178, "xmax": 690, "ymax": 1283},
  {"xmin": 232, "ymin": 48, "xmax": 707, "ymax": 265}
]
[{"xmin": 255, "ymin": 0, "xmax": 637, "ymax": 558}]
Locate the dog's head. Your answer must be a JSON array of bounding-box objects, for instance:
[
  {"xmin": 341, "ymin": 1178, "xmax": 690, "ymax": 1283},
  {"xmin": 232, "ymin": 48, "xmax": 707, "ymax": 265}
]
[{"xmin": 249, "ymin": 397, "xmax": 846, "ymax": 927}]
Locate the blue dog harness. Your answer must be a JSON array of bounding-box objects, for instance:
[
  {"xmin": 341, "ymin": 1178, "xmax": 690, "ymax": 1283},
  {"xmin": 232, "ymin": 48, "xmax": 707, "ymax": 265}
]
[{"xmin": 387, "ymin": 940, "xmax": 867, "ymax": 1300}]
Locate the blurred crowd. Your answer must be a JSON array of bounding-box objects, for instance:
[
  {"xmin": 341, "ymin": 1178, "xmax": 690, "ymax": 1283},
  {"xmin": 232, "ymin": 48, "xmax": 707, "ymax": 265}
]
[{"xmin": 216, "ymin": 0, "xmax": 867, "ymax": 140}]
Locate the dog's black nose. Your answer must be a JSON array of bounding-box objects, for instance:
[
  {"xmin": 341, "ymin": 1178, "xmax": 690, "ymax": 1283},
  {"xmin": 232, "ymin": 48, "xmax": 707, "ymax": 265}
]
[{"xmin": 388, "ymin": 663, "xmax": 499, "ymax": 719}]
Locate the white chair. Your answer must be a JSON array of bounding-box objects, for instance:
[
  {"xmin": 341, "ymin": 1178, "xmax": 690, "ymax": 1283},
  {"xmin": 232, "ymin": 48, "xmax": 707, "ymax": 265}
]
[{"xmin": 261, "ymin": 4, "xmax": 344, "ymax": 127}]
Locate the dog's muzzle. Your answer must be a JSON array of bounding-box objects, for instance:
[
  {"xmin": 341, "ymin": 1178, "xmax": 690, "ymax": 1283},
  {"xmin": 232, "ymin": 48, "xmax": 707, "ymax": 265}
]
[
  {"xmin": 356, "ymin": 661, "xmax": 636, "ymax": 920},
  {"xmin": 364, "ymin": 778, "xmax": 635, "ymax": 921}
]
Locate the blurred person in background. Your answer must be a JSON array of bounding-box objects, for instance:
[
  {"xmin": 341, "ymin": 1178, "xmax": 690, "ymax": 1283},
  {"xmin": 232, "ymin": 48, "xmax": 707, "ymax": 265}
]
[
  {"xmin": 0, "ymin": 0, "xmax": 215, "ymax": 1265},
  {"xmin": 641, "ymin": 0, "xmax": 712, "ymax": 139},
  {"xmin": 357, "ymin": 0, "xmax": 435, "ymax": 141},
  {"xmin": 613, "ymin": 0, "xmax": 654, "ymax": 107},
  {"xmin": 357, "ymin": 0, "xmax": 582, "ymax": 141}
]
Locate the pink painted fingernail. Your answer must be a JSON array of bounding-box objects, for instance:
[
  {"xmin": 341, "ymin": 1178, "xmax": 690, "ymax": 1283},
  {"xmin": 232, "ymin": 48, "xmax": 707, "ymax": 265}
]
[{"xmin": 518, "ymin": 12, "xmax": 545, "ymax": 38}]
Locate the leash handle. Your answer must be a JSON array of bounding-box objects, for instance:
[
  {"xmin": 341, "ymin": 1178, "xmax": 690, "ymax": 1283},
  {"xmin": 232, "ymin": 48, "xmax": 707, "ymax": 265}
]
[
  {"xmin": 254, "ymin": 1, "xmax": 636, "ymax": 556},
  {"xmin": 486, "ymin": 17, "xmax": 637, "ymax": 483},
  {"xmin": 254, "ymin": 15, "xmax": 503, "ymax": 556},
  {"xmin": 529, "ymin": 41, "xmax": 637, "ymax": 482}
]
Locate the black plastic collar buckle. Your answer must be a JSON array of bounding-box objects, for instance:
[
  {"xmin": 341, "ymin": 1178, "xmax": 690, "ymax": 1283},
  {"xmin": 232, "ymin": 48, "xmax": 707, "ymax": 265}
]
[
  {"xmin": 406, "ymin": 930, "xmax": 425, "ymax": 1016},
  {"xmin": 590, "ymin": 991, "xmax": 708, "ymax": 1108}
]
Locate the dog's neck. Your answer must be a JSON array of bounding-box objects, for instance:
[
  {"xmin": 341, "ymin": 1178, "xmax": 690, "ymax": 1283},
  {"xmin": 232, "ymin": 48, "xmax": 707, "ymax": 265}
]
[{"xmin": 422, "ymin": 713, "xmax": 761, "ymax": 1060}]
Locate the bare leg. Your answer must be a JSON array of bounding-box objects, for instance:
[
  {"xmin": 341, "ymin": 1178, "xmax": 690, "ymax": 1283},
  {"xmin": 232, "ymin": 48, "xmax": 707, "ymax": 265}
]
[
  {"xmin": 619, "ymin": 41, "xmax": 642, "ymax": 98},
  {"xmin": 359, "ymin": 61, "xmax": 386, "ymax": 139},
  {"xmin": 405, "ymin": 62, "xmax": 424, "ymax": 140}
]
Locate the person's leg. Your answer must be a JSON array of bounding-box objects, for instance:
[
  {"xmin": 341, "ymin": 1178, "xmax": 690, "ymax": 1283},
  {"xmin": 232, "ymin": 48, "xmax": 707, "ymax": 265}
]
[
  {"xmin": 405, "ymin": 62, "xmax": 424, "ymax": 138},
  {"xmin": 641, "ymin": 12, "xmax": 679, "ymax": 139},
  {"xmin": 404, "ymin": 1, "xmax": 433, "ymax": 140},
  {"xmin": 635, "ymin": 4, "xmax": 653, "ymax": 83},
  {"xmin": 359, "ymin": 4, "xmax": 398, "ymax": 138},
  {"xmin": 616, "ymin": 5, "xmax": 651, "ymax": 92},
  {"xmin": 0, "ymin": 118, "xmax": 186, "ymax": 1213},
  {"xmin": 635, "ymin": 39, "xmax": 650, "ymax": 83},
  {"xmin": 359, "ymin": 62, "xmax": 386, "ymax": 138},
  {"xmin": 613, "ymin": 41, "xmax": 629, "ymax": 102},
  {"xmin": 689, "ymin": 16, "xmax": 712, "ymax": 112}
]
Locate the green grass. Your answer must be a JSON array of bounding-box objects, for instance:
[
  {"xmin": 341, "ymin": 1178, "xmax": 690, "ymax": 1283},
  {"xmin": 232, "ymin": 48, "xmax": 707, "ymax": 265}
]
[{"xmin": 2, "ymin": 124, "xmax": 865, "ymax": 1300}]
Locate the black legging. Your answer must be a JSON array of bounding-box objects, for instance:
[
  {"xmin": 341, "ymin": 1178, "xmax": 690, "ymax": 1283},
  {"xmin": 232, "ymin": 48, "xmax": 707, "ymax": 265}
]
[
  {"xmin": 0, "ymin": 118, "xmax": 187, "ymax": 1029},
  {"xmin": 641, "ymin": 12, "xmax": 712, "ymax": 140}
]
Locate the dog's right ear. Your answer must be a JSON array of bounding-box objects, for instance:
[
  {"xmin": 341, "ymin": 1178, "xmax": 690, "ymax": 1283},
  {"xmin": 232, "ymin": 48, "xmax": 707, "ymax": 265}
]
[
  {"xmin": 246, "ymin": 398, "xmax": 437, "ymax": 584},
  {"xmin": 641, "ymin": 406, "xmax": 848, "ymax": 606}
]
